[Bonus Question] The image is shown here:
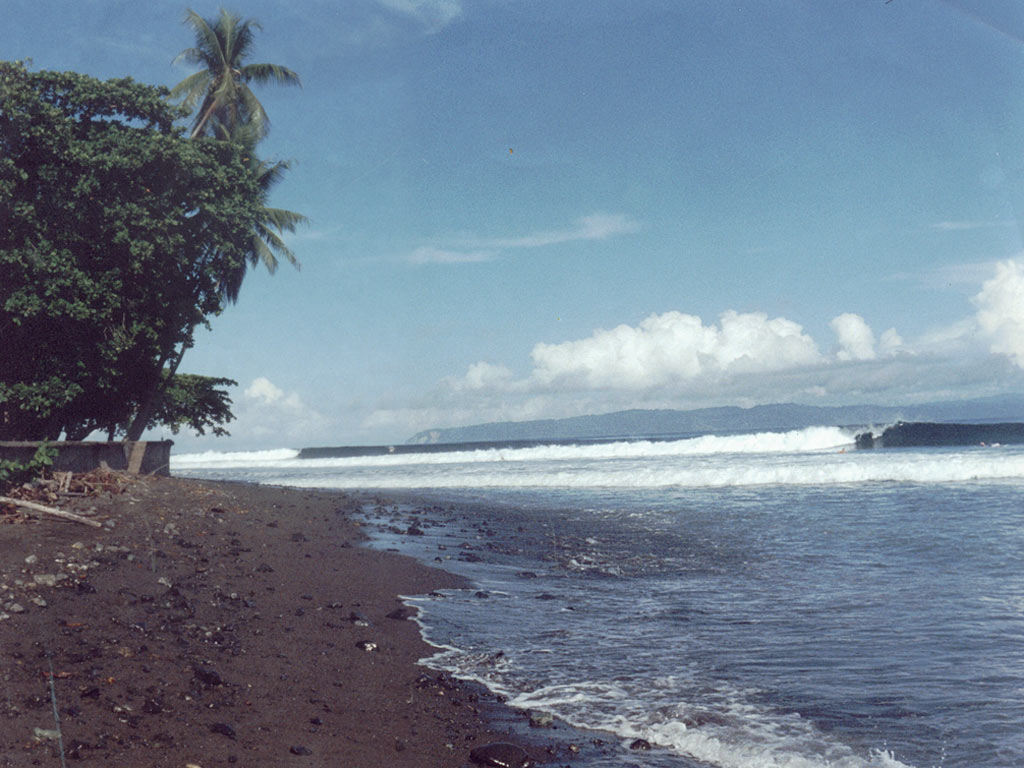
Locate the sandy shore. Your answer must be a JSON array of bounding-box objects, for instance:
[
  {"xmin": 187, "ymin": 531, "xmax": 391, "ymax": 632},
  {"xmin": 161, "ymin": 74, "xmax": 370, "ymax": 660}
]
[{"xmin": 0, "ymin": 475, "xmax": 564, "ymax": 767}]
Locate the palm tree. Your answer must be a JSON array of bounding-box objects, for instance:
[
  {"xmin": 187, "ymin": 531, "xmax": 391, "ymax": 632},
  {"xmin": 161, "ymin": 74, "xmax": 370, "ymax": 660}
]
[
  {"xmin": 170, "ymin": 8, "xmax": 301, "ymax": 140},
  {"xmin": 220, "ymin": 138, "xmax": 308, "ymax": 303}
]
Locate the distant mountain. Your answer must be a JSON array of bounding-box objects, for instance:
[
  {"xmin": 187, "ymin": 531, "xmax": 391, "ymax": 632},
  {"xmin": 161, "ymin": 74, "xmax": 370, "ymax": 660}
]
[{"xmin": 406, "ymin": 395, "xmax": 1024, "ymax": 445}]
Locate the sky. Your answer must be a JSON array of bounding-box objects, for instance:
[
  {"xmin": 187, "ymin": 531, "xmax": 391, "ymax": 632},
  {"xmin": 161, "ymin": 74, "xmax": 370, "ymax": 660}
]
[{"xmin": 7, "ymin": 0, "xmax": 1024, "ymax": 450}]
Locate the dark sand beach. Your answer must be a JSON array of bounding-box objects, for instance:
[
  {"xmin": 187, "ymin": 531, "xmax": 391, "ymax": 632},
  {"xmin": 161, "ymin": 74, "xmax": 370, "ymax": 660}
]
[{"xmin": 0, "ymin": 475, "xmax": 564, "ymax": 767}]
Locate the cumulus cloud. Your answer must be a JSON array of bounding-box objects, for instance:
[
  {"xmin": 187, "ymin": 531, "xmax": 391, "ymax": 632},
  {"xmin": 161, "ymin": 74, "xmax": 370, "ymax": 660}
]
[
  {"xmin": 450, "ymin": 361, "xmax": 516, "ymax": 391},
  {"xmin": 528, "ymin": 310, "xmax": 822, "ymax": 390},
  {"xmin": 234, "ymin": 377, "xmax": 322, "ymax": 444},
  {"xmin": 974, "ymin": 259, "xmax": 1024, "ymax": 366},
  {"xmin": 831, "ymin": 313, "xmax": 876, "ymax": 361}
]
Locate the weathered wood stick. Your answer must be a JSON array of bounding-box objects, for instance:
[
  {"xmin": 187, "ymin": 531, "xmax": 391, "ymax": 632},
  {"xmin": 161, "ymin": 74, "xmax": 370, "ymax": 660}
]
[{"xmin": 0, "ymin": 496, "xmax": 102, "ymax": 528}]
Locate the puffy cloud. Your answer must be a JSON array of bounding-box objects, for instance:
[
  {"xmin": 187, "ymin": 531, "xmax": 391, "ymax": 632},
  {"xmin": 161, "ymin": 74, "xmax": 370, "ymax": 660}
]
[
  {"xmin": 451, "ymin": 361, "xmax": 516, "ymax": 391},
  {"xmin": 974, "ymin": 259, "xmax": 1024, "ymax": 366},
  {"xmin": 831, "ymin": 313, "xmax": 876, "ymax": 361},
  {"xmin": 529, "ymin": 310, "xmax": 822, "ymax": 390},
  {"xmin": 878, "ymin": 327, "xmax": 905, "ymax": 356},
  {"xmin": 237, "ymin": 378, "xmax": 321, "ymax": 442},
  {"xmin": 245, "ymin": 377, "xmax": 285, "ymax": 404}
]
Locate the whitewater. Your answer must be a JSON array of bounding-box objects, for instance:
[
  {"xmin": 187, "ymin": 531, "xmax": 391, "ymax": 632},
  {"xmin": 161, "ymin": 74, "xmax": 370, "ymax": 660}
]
[{"xmin": 173, "ymin": 425, "xmax": 1024, "ymax": 768}]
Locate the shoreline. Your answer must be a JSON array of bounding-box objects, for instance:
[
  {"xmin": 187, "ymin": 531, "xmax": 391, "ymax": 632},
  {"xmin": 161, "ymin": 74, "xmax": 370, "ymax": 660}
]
[{"xmin": 0, "ymin": 475, "xmax": 571, "ymax": 767}]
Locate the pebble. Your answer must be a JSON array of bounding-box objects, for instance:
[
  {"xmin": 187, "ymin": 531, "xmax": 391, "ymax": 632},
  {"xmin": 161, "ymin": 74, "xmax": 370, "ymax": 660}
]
[
  {"xmin": 289, "ymin": 745, "xmax": 312, "ymax": 756},
  {"xmin": 528, "ymin": 710, "xmax": 554, "ymax": 728},
  {"xmin": 469, "ymin": 742, "xmax": 532, "ymax": 768},
  {"xmin": 209, "ymin": 722, "xmax": 236, "ymax": 740},
  {"xmin": 24, "ymin": 554, "xmax": 37, "ymax": 565}
]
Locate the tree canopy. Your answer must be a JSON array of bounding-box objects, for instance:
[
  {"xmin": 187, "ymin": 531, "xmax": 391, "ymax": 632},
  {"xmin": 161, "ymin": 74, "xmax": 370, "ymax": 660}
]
[
  {"xmin": 0, "ymin": 62, "xmax": 261, "ymax": 441},
  {"xmin": 170, "ymin": 8, "xmax": 301, "ymax": 140}
]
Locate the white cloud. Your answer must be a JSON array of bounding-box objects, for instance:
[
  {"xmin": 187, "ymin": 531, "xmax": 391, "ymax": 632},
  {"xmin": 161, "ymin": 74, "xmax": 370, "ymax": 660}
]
[
  {"xmin": 450, "ymin": 361, "xmax": 516, "ymax": 391},
  {"xmin": 485, "ymin": 213, "xmax": 640, "ymax": 249},
  {"xmin": 245, "ymin": 376, "xmax": 285, "ymax": 404},
  {"xmin": 236, "ymin": 377, "xmax": 322, "ymax": 443},
  {"xmin": 878, "ymin": 327, "xmax": 905, "ymax": 356},
  {"xmin": 408, "ymin": 246, "xmax": 494, "ymax": 264},
  {"xmin": 529, "ymin": 310, "xmax": 822, "ymax": 390},
  {"xmin": 931, "ymin": 219, "xmax": 1012, "ymax": 231},
  {"xmin": 831, "ymin": 313, "xmax": 876, "ymax": 361},
  {"xmin": 974, "ymin": 259, "xmax": 1024, "ymax": 366},
  {"xmin": 376, "ymin": 0, "xmax": 463, "ymax": 31},
  {"xmin": 407, "ymin": 212, "xmax": 639, "ymax": 265}
]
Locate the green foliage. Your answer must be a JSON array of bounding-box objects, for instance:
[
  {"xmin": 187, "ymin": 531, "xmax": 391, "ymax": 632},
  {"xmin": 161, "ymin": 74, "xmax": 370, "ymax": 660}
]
[
  {"xmin": 150, "ymin": 373, "xmax": 237, "ymax": 438},
  {"xmin": 170, "ymin": 8, "xmax": 301, "ymax": 140},
  {"xmin": 0, "ymin": 441, "xmax": 56, "ymax": 492},
  {"xmin": 0, "ymin": 61, "xmax": 261, "ymax": 440}
]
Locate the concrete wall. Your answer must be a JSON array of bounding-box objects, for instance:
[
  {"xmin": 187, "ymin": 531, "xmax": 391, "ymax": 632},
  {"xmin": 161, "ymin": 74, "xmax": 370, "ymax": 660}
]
[{"xmin": 0, "ymin": 441, "xmax": 173, "ymax": 476}]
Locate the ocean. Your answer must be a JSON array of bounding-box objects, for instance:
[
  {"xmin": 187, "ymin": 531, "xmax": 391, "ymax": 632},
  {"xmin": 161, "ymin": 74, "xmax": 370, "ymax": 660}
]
[{"xmin": 173, "ymin": 425, "xmax": 1024, "ymax": 768}]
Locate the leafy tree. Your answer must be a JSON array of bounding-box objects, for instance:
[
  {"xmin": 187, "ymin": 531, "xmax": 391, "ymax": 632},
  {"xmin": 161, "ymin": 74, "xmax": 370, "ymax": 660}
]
[
  {"xmin": 170, "ymin": 8, "xmax": 301, "ymax": 140},
  {"xmin": 0, "ymin": 62, "xmax": 260, "ymax": 441},
  {"xmin": 219, "ymin": 130, "xmax": 307, "ymax": 302},
  {"xmin": 144, "ymin": 373, "xmax": 237, "ymax": 439}
]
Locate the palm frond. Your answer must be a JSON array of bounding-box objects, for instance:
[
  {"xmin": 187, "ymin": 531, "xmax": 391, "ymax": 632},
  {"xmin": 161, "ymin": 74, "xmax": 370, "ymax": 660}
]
[{"xmin": 242, "ymin": 63, "xmax": 302, "ymax": 88}]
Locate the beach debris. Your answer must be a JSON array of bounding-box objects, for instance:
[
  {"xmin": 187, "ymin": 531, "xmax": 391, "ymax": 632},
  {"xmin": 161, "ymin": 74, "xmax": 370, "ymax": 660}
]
[
  {"xmin": 355, "ymin": 640, "xmax": 378, "ymax": 652},
  {"xmin": 469, "ymin": 742, "xmax": 533, "ymax": 768},
  {"xmin": 0, "ymin": 496, "xmax": 102, "ymax": 528}
]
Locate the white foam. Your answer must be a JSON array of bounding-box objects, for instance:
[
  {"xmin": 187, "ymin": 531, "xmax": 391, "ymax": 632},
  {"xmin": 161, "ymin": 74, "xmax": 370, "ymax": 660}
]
[
  {"xmin": 171, "ymin": 447, "xmax": 300, "ymax": 468},
  {"xmin": 506, "ymin": 679, "xmax": 917, "ymax": 768}
]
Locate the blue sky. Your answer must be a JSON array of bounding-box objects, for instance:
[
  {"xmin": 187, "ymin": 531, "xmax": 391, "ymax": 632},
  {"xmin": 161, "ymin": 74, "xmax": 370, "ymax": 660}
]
[{"xmin": 8, "ymin": 0, "xmax": 1024, "ymax": 449}]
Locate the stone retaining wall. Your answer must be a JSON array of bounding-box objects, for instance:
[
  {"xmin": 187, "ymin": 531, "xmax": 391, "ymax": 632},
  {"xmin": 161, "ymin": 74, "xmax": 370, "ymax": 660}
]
[{"xmin": 0, "ymin": 441, "xmax": 173, "ymax": 476}]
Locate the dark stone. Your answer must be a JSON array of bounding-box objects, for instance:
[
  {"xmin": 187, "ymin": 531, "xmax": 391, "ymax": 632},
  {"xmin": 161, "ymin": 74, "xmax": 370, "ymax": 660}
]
[
  {"xmin": 386, "ymin": 606, "xmax": 415, "ymax": 621},
  {"xmin": 255, "ymin": 562, "xmax": 275, "ymax": 573},
  {"xmin": 629, "ymin": 738, "xmax": 652, "ymax": 751},
  {"xmin": 142, "ymin": 698, "xmax": 163, "ymax": 714},
  {"xmin": 193, "ymin": 665, "xmax": 224, "ymax": 687},
  {"xmin": 289, "ymin": 745, "xmax": 312, "ymax": 755},
  {"xmin": 405, "ymin": 525, "xmax": 425, "ymax": 536},
  {"xmin": 469, "ymin": 742, "xmax": 532, "ymax": 768},
  {"xmin": 210, "ymin": 722, "xmax": 237, "ymax": 740}
]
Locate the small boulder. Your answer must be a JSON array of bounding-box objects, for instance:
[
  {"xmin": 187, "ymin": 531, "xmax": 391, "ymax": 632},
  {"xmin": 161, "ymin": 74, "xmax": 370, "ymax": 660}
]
[{"xmin": 469, "ymin": 742, "xmax": 532, "ymax": 768}]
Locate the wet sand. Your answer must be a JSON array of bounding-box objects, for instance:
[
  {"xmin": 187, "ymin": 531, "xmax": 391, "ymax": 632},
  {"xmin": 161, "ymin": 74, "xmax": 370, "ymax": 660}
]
[{"xmin": 0, "ymin": 475, "xmax": 562, "ymax": 767}]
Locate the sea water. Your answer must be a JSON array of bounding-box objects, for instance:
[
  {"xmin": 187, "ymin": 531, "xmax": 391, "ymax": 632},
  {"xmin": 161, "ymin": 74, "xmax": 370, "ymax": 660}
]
[{"xmin": 173, "ymin": 427, "xmax": 1024, "ymax": 768}]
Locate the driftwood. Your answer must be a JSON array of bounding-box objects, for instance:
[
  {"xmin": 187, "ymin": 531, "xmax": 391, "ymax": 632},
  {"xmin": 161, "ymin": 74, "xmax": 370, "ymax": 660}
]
[{"xmin": 0, "ymin": 496, "xmax": 102, "ymax": 528}]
